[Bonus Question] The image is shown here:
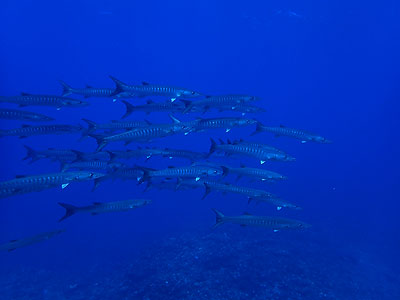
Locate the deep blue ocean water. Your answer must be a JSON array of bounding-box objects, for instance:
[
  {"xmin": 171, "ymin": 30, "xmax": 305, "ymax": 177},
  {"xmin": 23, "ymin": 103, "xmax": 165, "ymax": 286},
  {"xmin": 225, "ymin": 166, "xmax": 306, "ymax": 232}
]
[{"xmin": 1, "ymin": 1, "xmax": 399, "ymax": 299}]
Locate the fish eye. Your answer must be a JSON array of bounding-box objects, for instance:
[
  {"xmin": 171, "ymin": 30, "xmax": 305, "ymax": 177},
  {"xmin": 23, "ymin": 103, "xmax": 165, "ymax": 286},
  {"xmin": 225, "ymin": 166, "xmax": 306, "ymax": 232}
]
[{"xmin": 191, "ymin": 91, "xmax": 196, "ymax": 95}]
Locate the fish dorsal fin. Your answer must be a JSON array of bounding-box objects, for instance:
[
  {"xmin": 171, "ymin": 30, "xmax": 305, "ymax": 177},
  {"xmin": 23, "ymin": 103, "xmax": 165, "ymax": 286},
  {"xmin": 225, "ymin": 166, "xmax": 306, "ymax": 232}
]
[
  {"xmin": 145, "ymin": 119, "xmax": 151, "ymax": 125},
  {"xmin": 227, "ymin": 139, "xmax": 232, "ymax": 144},
  {"xmin": 167, "ymin": 166, "xmax": 175, "ymax": 169},
  {"xmin": 240, "ymin": 163, "xmax": 246, "ymax": 168},
  {"xmin": 146, "ymin": 100, "xmax": 154, "ymax": 104},
  {"xmin": 21, "ymin": 124, "xmax": 30, "ymax": 128},
  {"xmin": 93, "ymin": 202, "xmax": 102, "ymax": 205},
  {"xmin": 142, "ymin": 81, "xmax": 149, "ymax": 86},
  {"xmin": 242, "ymin": 212, "xmax": 252, "ymax": 216},
  {"xmin": 21, "ymin": 92, "xmax": 32, "ymax": 96},
  {"xmin": 110, "ymin": 120, "xmax": 119, "ymax": 123},
  {"xmin": 86, "ymin": 85, "xmax": 93, "ymax": 88},
  {"xmin": 9, "ymin": 239, "xmax": 18, "ymax": 243},
  {"xmin": 15, "ymin": 175, "xmax": 26, "ymax": 178},
  {"xmin": 280, "ymin": 124, "xmax": 285, "ymax": 128},
  {"xmin": 195, "ymin": 117, "xmax": 204, "ymax": 121},
  {"xmin": 205, "ymin": 95, "xmax": 212, "ymax": 98}
]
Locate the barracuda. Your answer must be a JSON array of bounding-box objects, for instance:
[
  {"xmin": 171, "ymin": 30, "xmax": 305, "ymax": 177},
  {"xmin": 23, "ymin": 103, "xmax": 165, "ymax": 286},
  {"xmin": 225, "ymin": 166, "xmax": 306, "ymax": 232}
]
[
  {"xmin": 230, "ymin": 139, "xmax": 285, "ymax": 154},
  {"xmin": 59, "ymin": 80, "xmax": 131, "ymax": 101},
  {"xmin": 82, "ymin": 118, "xmax": 151, "ymax": 136},
  {"xmin": 190, "ymin": 117, "xmax": 258, "ymax": 133},
  {"xmin": 90, "ymin": 123, "xmax": 182, "ymax": 151},
  {"xmin": 0, "ymin": 230, "xmax": 64, "ymax": 252},
  {"xmin": 0, "ymin": 171, "xmax": 104, "ymax": 198},
  {"xmin": 208, "ymin": 138, "xmax": 295, "ymax": 164},
  {"xmin": 220, "ymin": 164, "xmax": 286, "ymax": 182},
  {"xmin": 58, "ymin": 199, "xmax": 152, "ymax": 221},
  {"xmin": 0, "ymin": 93, "xmax": 88, "ymax": 109},
  {"xmin": 0, "ymin": 124, "xmax": 83, "ymax": 138},
  {"xmin": 23, "ymin": 145, "xmax": 80, "ymax": 163},
  {"xmin": 61, "ymin": 160, "xmax": 125, "ymax": 172},
  {"xmin": 253, "ymin": 123, "xmax": 332, "ymax": 144},
  {"xmin": 122, "ymin": 100, "xmax": 185, "ymax": 118},
  {"xmin": 180, "ymin": 94, "xmax": 259, "ymax": 114},
  {"xmin": 109, "ymin": 76, "xmax": 202, "ymax": 102},
  {"xmin": 0, "ymin": 108, "xmax": 54, "ymax": 122},
  {"xmin": 138, "ymin": 164, "xmax": 222, "ymax": 183},
  {"xmin": 212, "ymin": 209, "xmax": 310, "ymax": 231}
]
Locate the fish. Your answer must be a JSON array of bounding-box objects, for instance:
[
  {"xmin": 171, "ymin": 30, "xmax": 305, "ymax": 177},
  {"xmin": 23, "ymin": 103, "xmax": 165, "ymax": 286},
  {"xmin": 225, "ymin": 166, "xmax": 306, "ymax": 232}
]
[
  {"xmin": 138, "ymin": 164, "xmax": 223, "ymax": 183},
  {"xmin": 178, "ymin": 178, "xmax": 298, "ymax": 209},
  {"xmin": 82, "ymin": 118, "xmax": 151, "ymax": 136},
  {"xmin": 180, "ymin": 95, "xmax": 259, "ymax": 114},
  {"xmin": 189, "ymin": 117, "xmax": 258, "ymax": 133},
  {"xmin": 220, "ymin": 164, "xmax": 287, "ymax": 182},
  {"xmin": 0, "ymin": 171, "xmax": 105, "ymax": 198},
  {"xmin": 90, "ymin": 122, "xmax": 185, "ymax": 151},
  {"xmin": 23, "ymin": 145, "xmax": 80, "ymax": 163},
  {"xmin": 0, "ymin": 124, "xmax": 83, "ymax": 138},
  {"xmin": 0, "ymin": 93, "xmax": 88, "ymax": 109},
  {"xmin": 0, "ymin": 230, "xmax": 64, "ymax": 252},
  {"xmin": 108, "ymin": 148, "xmax": 166, "ymax": 161},
  {"xmin": 211, "ymin": 209, "xmax": 310, "ymax": 231},
  {"xmin": 122, "ymin": 99, "xmax": 185, "ymax": 118},
  {"xmin": 109, "ymin": 76, "xmax": 202, "ymax": 102},
  {"xmin": 0, "ymin": 108, "xmax": 54, "ymax": 122},
  {"xmin": 230, "ymin": 139, "xmax": 285, "ymax": 154},
  {"xmin": 61, "ymin": 160, "xmax": 125, "ymax": 172},
  {"xmin": 58, "ymin": 199, "xmax": 152, "ymax": 221},
  {"xmin": 158, "ymin": 148, "xmax": 207, "ymax": 162},
  {"xmin": 208, "ymin": 138, "xmax": 295, "ymax": 164},
  {"xmin": 92, "ymin": 167, "xmax": 145, "ymax": 190},
  {"xmin": 59, "ymin": 80, "xmax": 132, "ymax": 101},
  {"xmin": 253, "ymin": 123, "xmax": 332, "ymax": 144}
]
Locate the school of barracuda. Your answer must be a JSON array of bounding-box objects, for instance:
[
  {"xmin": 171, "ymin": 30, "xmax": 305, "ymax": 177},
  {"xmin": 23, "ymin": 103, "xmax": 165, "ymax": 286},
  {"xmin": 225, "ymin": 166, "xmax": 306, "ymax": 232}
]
[{"xmin": 0, "ymin": 76, "xmax": 330, "ymax": 251}]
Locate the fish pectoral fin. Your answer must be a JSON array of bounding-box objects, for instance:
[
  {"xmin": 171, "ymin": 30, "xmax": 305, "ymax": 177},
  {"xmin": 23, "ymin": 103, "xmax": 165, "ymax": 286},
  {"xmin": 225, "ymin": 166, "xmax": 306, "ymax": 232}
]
[
  {"xmin": 276, "ymin": 206, "xmax": 282, "ymax": 211},
  {"xmin": 225, "ymin": 128, "xmax": 231, "ymax": 133},
  {"xmin": 61, "ymin": 183, "xmax": 70, "ymax": 189},
  {"xmin": 273, "ymin": 229, "xmax": 279, "ymax": 232},
  {"xmin": 170, "ymin": 98, "xmax": 177, "ymax": 102},
  {"xmin": 195, "ymin": 177, "xmax": 200, "ymax": 181},
  {"xmin": 301, "ymin": 140, "xmax": 307, "ymax": 144},
  {"xmin": 260, "ymin": 160, "xmax": 266, "ymax": 164}
]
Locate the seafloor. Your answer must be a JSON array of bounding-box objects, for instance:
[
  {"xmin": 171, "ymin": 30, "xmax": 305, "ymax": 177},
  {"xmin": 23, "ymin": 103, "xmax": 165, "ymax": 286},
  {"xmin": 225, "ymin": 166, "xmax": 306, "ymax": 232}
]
[{"xmin": 1, "ymin": 230, "xmax": 399, "ymax": 300}]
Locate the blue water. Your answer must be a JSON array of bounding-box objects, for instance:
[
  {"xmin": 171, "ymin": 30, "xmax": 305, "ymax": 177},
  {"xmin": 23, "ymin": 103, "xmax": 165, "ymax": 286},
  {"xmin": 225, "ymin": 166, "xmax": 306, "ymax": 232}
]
[{"xmin": 1, "ymin": 1, "xmax": 399, "ymax": 299}]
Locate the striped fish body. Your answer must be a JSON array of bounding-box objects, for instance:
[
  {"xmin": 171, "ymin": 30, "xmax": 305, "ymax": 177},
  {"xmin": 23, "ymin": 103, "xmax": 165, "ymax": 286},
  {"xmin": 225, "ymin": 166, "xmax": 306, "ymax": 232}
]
[
  {"xmin": 231, "ymin": 140, "xmax": 285, "ymax": 154},
  {"xmin": 23, "ymin": 146, "xmax": 79, "ymax": 163},
  {"xmin": 78, "ymin": 199, "xmax": 151, "ymax": 214},
  {"xmin": 0, "ymin": 108, "xmax": 54, "ymax": 122},
  {"xmin": 0, "ymin": 94, "xmax": 88, "ymax": 108},
  {"xmin": 104, "ymin": 125, "xmax": 175, "ymax": 144},
  {"xmin": 0, "ymin": 230, "xmax": 64, "ymax": 252},
  {"xmin": 215, "ymin": 143, "xmax": 281, "ymax": 162},
  {"xmin": 202, "ymin": 180, "xmax": 273, "ymax": 198},
  {"xmin": 108, "ymin": 167, "xmax": 144, "ymax": 180},
  {"xmin": 110, "ymin": 148, "xmax": 165, "ymax": 160},
  {"xmin": 220, "ymin": 214, "xmax": 309, "ymax": 229},
  {"xmin": 77, "ymin": 151, "xmax": 111, "ymax": 161},
  {"xmin": 84, "ymin": 119, "xmax": 150, "ymax": 133},
  {"xmin": 62, "ymin": 160, "xmax": 124, "ymax": 172},
  {"xmin": 0, "ymin": 171, "xmax": 103, "ymax": 190},
  {"xmin": 218, "ymin": 104, "xmax": 265, "ymax": 114},
  {"xmin": 160, "ymin": 148, "xmax": 207, "ymax": 162},
  {"xmin": 149, "ymin": 165, "xmax": 221, "ymax": 179},
  {"xmin": 225, "ymin": 167, "xmax": 286, "ymax": 181},
  {"xmin": 258, "ymin": 125, "xmax": 331, "ymax": 143},
  {"xmin": 0, "ymin": 124, "xmax": 82, "ymax": 138},
  {"xmin": 181, "ymin": 95, "xmax": 258, "ymax": 113},
  {"xmin": 193, "ymin": 118, "xmax": 257, "ymax": 132},
  {"xmin": 131, "ymin": 101, "xmax": 184, "ymax": 113}
]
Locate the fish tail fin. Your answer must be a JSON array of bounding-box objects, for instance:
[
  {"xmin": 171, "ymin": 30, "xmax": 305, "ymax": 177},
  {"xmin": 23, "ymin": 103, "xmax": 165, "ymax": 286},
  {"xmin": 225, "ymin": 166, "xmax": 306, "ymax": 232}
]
[
  {"xmin": 168, "ymin": 114, "xmax": 181, "ymax": 124},
  {"xmin": 80, "ymin": 118, "xmax": 97, "ymax": 140},
  {"xmin": 220, "ymin": 166, "xmax": 229, "ymax": 177},
  {"xmin": 22, "ymin": 145, "xmax": 38, "ymax": 163},
  {"xmin": 136, "ymin": 166, "xmax": 150, "ymax": 184},
  {"xmin": 59, "ymin": 80, "xmax": 73, "ymax": 97},
  {"xmin": 211, "ymin": 208, "xmax": 225, "ymax": 229},
  {"xmin": 60, "ymin": 162, "xmax": 69, "ymax": 172},
  {"xmin": 92, "ymin": 176, "xmax": 107, "ymax": 191},
  {"xmin": 89, "ymin": 134, "xmax": 107, "ymax": 151},
  {"xmin": 251, "ymin": 122, "xmax": 264, "ymax": 136},
  {"xmin": 58, "ymin": 202, "xmax": 78, "ymax": 222},
  {"xmin": 109, "ymin": 75, "xmax": 128, "ymax": 96},
  {"xmin": 207, "ymin": 138, "xmax": 216, "ymax": 158},
  {"xmin": 180, "ymin": 99, "xmax": 192, "ymax": 114},
  {"xmin": 121, "ymin": 100, "xmax": 135, "ymax": 119}
]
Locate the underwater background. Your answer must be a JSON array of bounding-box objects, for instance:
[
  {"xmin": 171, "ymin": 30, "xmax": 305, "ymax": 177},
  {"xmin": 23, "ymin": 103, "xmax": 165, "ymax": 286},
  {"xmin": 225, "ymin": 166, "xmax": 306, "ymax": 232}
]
[{"xmin": 1, "ymin": 0, "xmax": 399, "ymax": 299}]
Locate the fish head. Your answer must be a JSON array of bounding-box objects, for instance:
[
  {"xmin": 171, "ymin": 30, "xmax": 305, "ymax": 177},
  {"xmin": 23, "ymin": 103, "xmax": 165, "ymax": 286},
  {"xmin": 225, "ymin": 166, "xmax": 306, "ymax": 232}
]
[
  {"xmin": 63, "ymin": 98, "xmax": 89, "ymax": 107},
  {"xmin": 240, "ymin": 95, "xmax": 259, "ymax": 102},
  {"xmin": 313, "ymin": 136, "xmax": 332, "ymax": 144},
  {"xmin": 282, "ymin": 154, "xmax": 296, "ymax": 162},
  {"xmin": 294, "ymin": 221, "xmax": 312, "ymax": 229},
  {"xmin": 69, "ymin": 171, "xmax": 105, "ymax": 181},
  {"xmin": 32, "ymin": 114, "xmax": 55, "ymax": 121},
  {"xmin": 180, "ymin": 89, "xmax": 202, "ymax": 98}
]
